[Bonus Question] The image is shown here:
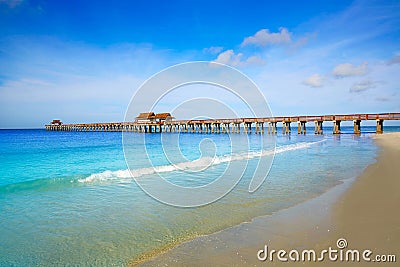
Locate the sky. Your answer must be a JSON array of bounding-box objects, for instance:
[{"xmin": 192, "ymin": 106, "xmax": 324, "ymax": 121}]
[{"xmin": 0, "ymin": 0, "xmax": 400, "ymax": 128}]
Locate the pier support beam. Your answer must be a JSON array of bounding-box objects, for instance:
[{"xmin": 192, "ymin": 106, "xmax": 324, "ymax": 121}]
[
  {"xmin": 244, "ymin": 122, "xmax": 252, "ymax": 134},
  {"xmin": 353, "ymin": 120, "xmax": 361, "ymax": 135},
  {"xmin": 333, "ymin": 120, "xmax": 341, "ymax": 135},
  {"xmin": 376, "ymin": 119, "xmax": 384, "ymax": 134},
  {"xmin": 206, "ymin": 123, "xmax": 211, "ymax": 133},
  {"xmin": 282, "ymin": 121, "xmax": 291, "ymax": 135},
  {"xmin": 314, "ymin": 120, "xmax": 323, "ymax": 135},
  {"xmin": 235, "ymin": 123, "xmax": 240, "ymax": 133},
  {"xmin": 222, "ymin": 123, "xmax": 229, "ymax": 133},
  {"xmin": 254, "ymin": 122, "xmax": 264, "ymax": 134},
  {"xmin": 268, "ymin": 122, "xmax": 277, "ymax": 134},
  {"xmin": 297, "ymin": 121, "xmax": 306, "ymax": 134}
]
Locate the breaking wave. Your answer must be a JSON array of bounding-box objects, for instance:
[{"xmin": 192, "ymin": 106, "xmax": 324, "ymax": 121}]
[{"xmin": 78, "ymin": 140, "xmax": 325, "ymax": 184}]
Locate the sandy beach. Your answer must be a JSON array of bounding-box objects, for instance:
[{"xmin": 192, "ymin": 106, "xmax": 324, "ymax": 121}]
[{"xmin": 138, "ymin": 133, "xmax": 400, "ymax": 266}]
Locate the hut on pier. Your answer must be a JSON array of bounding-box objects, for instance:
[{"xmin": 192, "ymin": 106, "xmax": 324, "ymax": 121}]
[
  {"xmin": 50, "ymin": 119, "xmax": 62, "ymax": 125},
  {"xmin": 155, "ymin": 113, "xmax": 173, "ymax": 122},
  {"xmin": 135, "ymin": 112, "xmax": 156, "ymax": 123}
]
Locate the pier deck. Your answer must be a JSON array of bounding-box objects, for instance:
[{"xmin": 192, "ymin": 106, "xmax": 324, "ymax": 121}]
[{"xmin": 45, "ymin": 113, "xmax": 400, "ymax": 135}]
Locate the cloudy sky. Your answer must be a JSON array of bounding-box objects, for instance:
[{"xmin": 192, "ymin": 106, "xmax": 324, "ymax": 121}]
[{"xmin": 1, "ymin": 0, "xmax": 400, "ymax": 128}]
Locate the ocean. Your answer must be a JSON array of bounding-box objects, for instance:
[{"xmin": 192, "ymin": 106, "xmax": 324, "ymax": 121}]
[{"xmin": 0, "ymin": 126, "xmax": 399, "ymax": 266}]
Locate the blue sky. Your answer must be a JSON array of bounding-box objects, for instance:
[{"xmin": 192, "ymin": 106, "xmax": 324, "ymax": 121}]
[{"xmin": 0, "ymin": 0, "xmax": 400, "ymax": 128}]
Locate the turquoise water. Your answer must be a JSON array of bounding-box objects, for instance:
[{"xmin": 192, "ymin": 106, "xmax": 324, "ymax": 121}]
[{"xmin": 0, "ymin": 127, "xmax": 398, "ymax": 265}]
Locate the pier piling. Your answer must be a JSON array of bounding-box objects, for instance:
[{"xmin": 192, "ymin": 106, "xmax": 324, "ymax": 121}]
[
  {"xmin": 314, "ymin": 120, "xmax": 323, "ymax": 135},
  {"xmin": 353, "ymin": 120, "xmax": 361, "ymax": 135},
  {"xmin": 333, "ymin": 120, "xmax": 341, "ymax": 135},
  {"xmin": 376, "ymin": 119, "xmax": 384, "ymax": 134}
]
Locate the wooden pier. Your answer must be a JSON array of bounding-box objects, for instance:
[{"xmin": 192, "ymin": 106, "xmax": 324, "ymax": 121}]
[{"xmin": 45, "ymin": 113, "xmax": 400, "ymax": 135}]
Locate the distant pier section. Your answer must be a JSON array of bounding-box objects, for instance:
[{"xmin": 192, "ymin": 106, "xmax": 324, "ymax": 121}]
[{"xmin": 45, "ymin": 112, "xmax": 400, "ymax": 135}]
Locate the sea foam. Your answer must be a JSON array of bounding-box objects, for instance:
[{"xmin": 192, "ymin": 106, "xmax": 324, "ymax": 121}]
[{"xmin": 78, "ymin": 140, "xmax": 325, "ymax": 183}]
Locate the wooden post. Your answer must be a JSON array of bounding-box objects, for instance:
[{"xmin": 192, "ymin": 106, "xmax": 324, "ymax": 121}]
[
  {"xmin": 297, "ymin": 121, "xmax": 306, "ymax": 134},
  {"xmin": 353, "ymin": 120, "xmax": 361, "ymax": 135},
  {"xmin": 333, "ymin": 120, "xmax": 341, "ymax": 135},
  {"xmin": 314, "ymin": 120, "xmax": 323, "ymax": 135},
  {"xmin": 272, "ymin": 122, "xmax": 277, "ymax": 134},
  {"xmin": 376, "ymin": 119, "xmax": 384, "ymax": 134},
  {"xmin": 282, "ymin": 121, "xmax": 291, "ymax": 135}
]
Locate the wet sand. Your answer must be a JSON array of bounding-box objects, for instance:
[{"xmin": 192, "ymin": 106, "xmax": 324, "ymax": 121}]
[{"xmin": 138, "ymin": 133, "xmax": 400, "ymax": 266}]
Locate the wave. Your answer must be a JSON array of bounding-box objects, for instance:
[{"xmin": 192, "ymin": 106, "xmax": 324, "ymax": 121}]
[
  {"xmin": 0, "ymin": 176, "xmax": 79, "ymax": 194},
  {"xmin": 0, "ymin": 140, "xmax": 325, "ymax": 193},
  {"xmin": 78, "ymin": 140, "xmax": 325, "ymax": 184}
]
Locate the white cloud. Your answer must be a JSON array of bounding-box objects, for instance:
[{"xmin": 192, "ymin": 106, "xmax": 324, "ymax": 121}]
[
  {"xmin": 241, "ymin": 27, "xmax": 291, "ymax": 47},
  {"xmin": 349, "ymin": 79, "xmax": 376, "ymax": 92},
  {"xmin": 203, "ymin": 46, "xmax": 224, "ymax": 55},
  {"xmin": 286, "ymin": 36, "xmax": 310, "ymax": 54},
  {"xmin": 387, "ymin": 55, "xmax": 400, "ymax": 65},
  {"xmin": 213, "ymin": 50, "xmax": 265, "ymax": 67},
  {"xmin": 302, "ymin": 74, "xmax": 323, "ymax": 88},
  {"xmin": 245, "ymin": 55, "xmax": 266, "ymax": 66},
  {"xmin": 214, "ymin": 50, "xmax": 243, "ymax": 66},
  {"xmin": 333, "ymin": 62, "xmax": 368, "ymax": 77}
]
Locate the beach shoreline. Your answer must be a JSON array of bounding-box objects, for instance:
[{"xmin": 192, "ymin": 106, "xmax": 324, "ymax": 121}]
[{"xmin": 137, "ymin": 133, "xmax": 400, "ymax": 266}]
